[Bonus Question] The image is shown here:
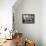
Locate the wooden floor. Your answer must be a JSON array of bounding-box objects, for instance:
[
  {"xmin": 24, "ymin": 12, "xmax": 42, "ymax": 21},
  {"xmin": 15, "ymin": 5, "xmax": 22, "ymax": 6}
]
[{"xmin": 0, "ymin": 39, "xmax": 16, "ymax": 46}]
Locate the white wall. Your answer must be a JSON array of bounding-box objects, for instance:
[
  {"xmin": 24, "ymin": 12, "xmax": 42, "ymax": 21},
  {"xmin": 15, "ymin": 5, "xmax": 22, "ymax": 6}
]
[
  {"xmin": 13, "ymin": 0, "xmax": 41, "ymax": 46},
  {"xmin": 0, "ymin": 0, "xmax": 16, "ymax": 30},
  {"xmin": 41, "ymin": 0, "xmax": 46, "ymax": 46}
]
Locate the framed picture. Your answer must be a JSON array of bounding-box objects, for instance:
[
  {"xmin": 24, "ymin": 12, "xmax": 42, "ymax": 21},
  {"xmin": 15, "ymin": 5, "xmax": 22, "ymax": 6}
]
[
  {"xmin": 13, "ymin": 13, "xmax": 15, "ymax": 31},
  {"xmin": 22, "ymin": 14, "xmax": 35, "ymax": 24}
]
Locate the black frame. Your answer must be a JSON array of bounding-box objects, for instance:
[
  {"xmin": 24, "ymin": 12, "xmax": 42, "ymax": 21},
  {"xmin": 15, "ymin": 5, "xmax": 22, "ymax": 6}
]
[{"xmin": 22, "ymin": 14, "xmax": 35, "ymax": 24}]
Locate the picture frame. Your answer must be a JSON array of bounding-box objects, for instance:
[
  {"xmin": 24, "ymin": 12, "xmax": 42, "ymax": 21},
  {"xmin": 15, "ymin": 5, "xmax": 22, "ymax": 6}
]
[{"xmin": 22, "ymin": 14, "xmax": 35, "ymax": 24}]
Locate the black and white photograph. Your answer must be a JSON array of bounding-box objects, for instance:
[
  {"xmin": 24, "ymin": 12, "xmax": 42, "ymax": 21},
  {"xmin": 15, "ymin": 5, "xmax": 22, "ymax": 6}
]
[{"xmin": 22, "ymin": 14, "xmax": 35, "ymax": 24}]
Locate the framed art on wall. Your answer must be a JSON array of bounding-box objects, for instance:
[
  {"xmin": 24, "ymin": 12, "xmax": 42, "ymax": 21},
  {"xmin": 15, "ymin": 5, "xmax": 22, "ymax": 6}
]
[{"xmin": 22, "ymin": 14, "xmax": 35, "ymax": 24}]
